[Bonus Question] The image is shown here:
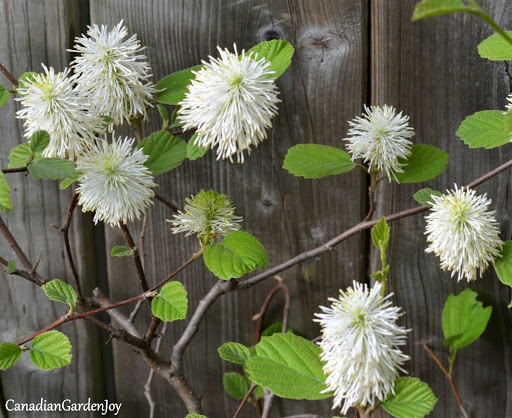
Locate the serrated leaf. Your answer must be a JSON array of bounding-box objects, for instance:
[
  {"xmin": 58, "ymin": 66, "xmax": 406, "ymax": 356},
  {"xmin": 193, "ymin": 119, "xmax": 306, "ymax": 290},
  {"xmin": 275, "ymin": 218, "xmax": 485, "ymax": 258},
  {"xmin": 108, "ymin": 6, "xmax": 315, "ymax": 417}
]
[
  {"xmin": 493, "ymin": 241, "xmax": 512, "ymax": 287},
  {"xmin": 6, "ymin": 259, "xmax": 16, "ymax": 274},
  {"xmin": 157, "ymin": 104, "xmax": 169, "ymax": 123},
  {"xmin": 8, "ymin": 143, "xmax": 33, "ymax": 168},
  {"xmin": 371, "ymin": 217, "xmax": 390, "ymax": 253},
  {"xmin": 245, "ymin": 333, "xmax": 331, "ymax": 400},
  {"xmin": 413, "ymin": 188, "xmax": 443, "ymax": 207},
  {"xmin": 261, "ymin": 322, "xmax": 294, "ymax": 337},
  {"xmin": 29, "ymin": 330, "xmax": 72, "ymax": 370},
  {"xmin": 138, "ymin": 131, "xmax": 187, "ymax": 175},
  {"xmin": 443, "ymin": 333, "xmax": 463, "ymax": 347},
  {"xmin": 478, "ymin": 31, "xmax": 512, "ymax": 61},
  {"xmin": 394, "ymin": 144, "xmax": 448, "ymax": 183},
  {"xmin": 29, "ymin": 130, "xmax": 50, "ymax": 154},
  {"xmin": 203, "ymin": 232, "xmax": 268, "ymax": 280},
  {"xmin": 381, "ymin": 377, "xmax": 437, "ymax": 418},
  {"xmin": 0, "ymin": 172, "xmax": 12, "ymax": 212},
  {"xmin": 504, "ymin": 111, "xmax": 512, "ymax": 135},
  {"xmin": 187, "ymin": 134, "xmax": 208, "ymax": 160},
  {"xmin": 151, "ymin": 281, "xmax": 188, "ymax": 322},
  {"xmin": 218, "ymin": 342, "xmax": 252, "ymax": 365},
  {"xmin": 412, "ymin": 0, "xmax": 471, "ymax": 21},
  {"xmin": 155, "ymin": 65, "xmax": 202, "ymax": 105},
  {"xmin": 111, "ymin": 245, "xmax": 135, "ymax": 257},
  {"xmin": 0, "ymin": 84, "xmax": 10, "ymax": 109},
  {"xmin": 59, "ymin": 171, "xmax": 82, "ymax": 190},
  {"xmin": 442, "ymin": 289, "xmax": 492, "ymax": 351},
  {"xmin": 283, "ymin": 144, "xmax": 355, "ymax": 179},
  {"xmin": 17, "ymin": 72, "xmax": 37, "ymax": 96},
  {"xmin": 28, "ymin": 158, "xmax": 76, "ymax": 180},
  {"xmin": 223, "ymin": 372, "xmax": 250, "ymax": 399},
  {"xmin": 456, "ymin": 110, "xmax": 511, "ymax": 149},
  {"xmin": 0, "ymin": 342, "xmax": 22, "ymax": 370},
  {"xmin": 41, "ymin": 279, "xmax": 77, "ymax": 310},
  {"xmin": 247, "ymin": 40, "xmax": 294, "ymax": 79},
  {"xmin": 170, "ymin": 106, "xmax": 184, "ymax": 128}
]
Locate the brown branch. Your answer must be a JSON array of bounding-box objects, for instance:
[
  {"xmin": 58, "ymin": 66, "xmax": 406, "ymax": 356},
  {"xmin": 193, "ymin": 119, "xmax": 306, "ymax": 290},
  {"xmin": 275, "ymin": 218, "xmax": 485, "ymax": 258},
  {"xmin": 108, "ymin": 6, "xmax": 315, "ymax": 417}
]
[
  {"xmin": 233, "ymin": 383, "xmax": 257, "ymax": 418},
  {"xmin": 2, "ymin": 167, "xmax": 28, "ymax": 174},
  {"xmin": 0, "ymin": 256, "xmax": 42, "ymax": 285},
  {"xmin": 132, "ymin": 118, "xmax": 144, "ymax": 143},
  {"xmin": 120, "ymin": 222, "xmax": 150, "ymax": 293},
  {"xmin": 145, "ymin": 316, "xmax": 161, "ymax": 343},
  {"xmin": 154, "ymin": 193, "xmax": 180, "ymax": 213},
  {"xmin": 0, "ymin": 62, "xmax": 17, "ymax": 86},
  {"xmin": 255, "ymin": 279, "xmax": 290, "ymax": 341}
]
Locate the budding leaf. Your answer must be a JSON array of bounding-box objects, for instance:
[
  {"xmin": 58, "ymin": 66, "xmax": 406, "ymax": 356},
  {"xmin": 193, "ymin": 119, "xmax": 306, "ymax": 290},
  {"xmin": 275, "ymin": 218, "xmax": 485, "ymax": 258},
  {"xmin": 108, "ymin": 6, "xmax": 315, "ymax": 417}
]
[
  {"xmin": 138, "ymin": 131, "xmax": 187, "ymax": 175},
  {"xmin": 493, "ymin": 241, "xmax": 512, "ymax": 287},
  {"xmin": 170, "ymin": 105, "xmax": 184, "ymax": 128},
  {"xmin": 0, "ymin": 172, "xmax": 12, "ymax": 212},
  {"xmin": 247, "ymin": 39, "xmax": 294, "ymax": 79},
  {"xmin": 380, "ymin": 377, "xmax": 438, "ymax": 418},
  {"xmin": 29, "ymin": 330, "xmax": 72, "ymax": 370},
  {"xmin": 157, "ymin": 104, "xmax": 169, "ymax": 123},
  {"xmin": 478, "ymin": 31, "xmax": 512, "ymax": 61},
  {"xmin": 394, "ymin": 144, "xmax": 449, "ymax": 183},
  {"xmin": 28, "ymin": 158, "xmax": 76, "ymax": 180},
  {"xmin": 0, "ymin": 342, "xmax": 22, "ymax": 370},
  {"xmin": 0, "ymin": 84, "xmax": 10, "ymax": 109},
  {"xmin": 187, "ymin": 134, "xmax": 208, "ymax": 160},
  {"xmin": 411, "ymin": 0, "xmax": 471, "ymax": 21},
  {"xmin": 442, "ymin": 289, "xmax": 492, "ymax": 351},
  {"xmin": 155, "ymin": 65, "xmax": 202, "ymax": 105},
  {"xmin": 111, "ymin": 246, "xmax": 135, "ymax": 257},
  {"xmin": 245, "ymin": 333, "xmax": 331, "ymax": 400},
  {"xmin": 29, "ymin": 130, "xmax": 50, "ymax": 154},
  {"xmin": 223, "ymin": 372, "xmax": 250, "ymax": 399},
  {"xmin": 151, "ymin": 281, "xmax": 188, "ymax": 322},
  {"xmin": 413, "ymin": 188, "xmax": 443, "ymax": 207},
  {"xmin": 218, "ymin": 342, "xmax": 252, "ymax": 365},
  {"xmin": 456, "ymin": 110, "xmax": 511, "ymax": 149},
  {"xmin": 6, "ymin": 259, "xmax": 16, "ymax": 274},
  {"xmin": 283, "ymin": 144, "xmax": 355, "ymax": 178},
  {"xmin": 371, "ymin": 217, "xmax": 390, "ymax": 253},
  {"xmin": 203, "ymin": 231, "xmax": 268, "ymax": 280},
  {"xmin": 41, "ymin": 279, "xmax": 77, "ymax": 311}
]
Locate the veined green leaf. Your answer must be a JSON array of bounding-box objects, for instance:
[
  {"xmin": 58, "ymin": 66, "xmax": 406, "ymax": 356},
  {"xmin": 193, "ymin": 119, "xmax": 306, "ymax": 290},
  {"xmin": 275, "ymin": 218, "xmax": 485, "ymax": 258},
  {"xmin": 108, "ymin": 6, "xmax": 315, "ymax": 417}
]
[
  {"xmin": 151, "ymin": 281, "xmax": 188, "ymax": 322},
  {"xmin": 0, "ymin": 84, "xmax": 10, "ymax": 109},
  {"xmin": 371, "ymin": 217, "xmax": 390, "ymax": 253},
  {"xmin": 412, "ymin": 0, "xmax": 471, "ymax": 21},
  {"xmin": 187, "ymin": 134, "xmax": 208, "ymax": 160},
  {"xmin": 413, "ymin": 188, "xmax": 443, "ymax": 207},
  {"xmin": 223, "ymin": 372, "xmax": 250, "ymax": 399},
  {"xmin": 394, "ymin": 144, "xmax": 449, "ymax": 183},
  {"xmin": 218, "ymin": 342, "xmax": 252, "ymax": 365},
  {"xmin": 29, "ymin": 130, "xmax": 50, "ymax": 154},
  {"xmin": 456, "ymin": 110, "xmax": 511, "ymax": 149},
  {"xmin": 29, "ymin": 330, "xmax": 72, "ymax": 370},
  {"xmin": 41, "ymin": 279, "xmax": 77, "ymax": 310},
  {"xmin": 381, "ymin": 377, "xmax": 438, "ymax": 418},
  {"xmin": 28, "ymin": 158, "xmax": 76, "ymax": 180},
  {"xmin": 0, "ymin": 172, "xmax": 12, "ymax": 212},
  {"xmin": 493, "ymin": 241, "xmax": 512, "ymax": 287},
  {"xmin": 138, "ymin": 131, "xmax": 187, "ymax": 175},
  {"xmin": 111, "ymin": 246, "xmax": 135, "ymax": 257},
  {"xmin": 478, "ymin": 31, "xmax": 512, "ymax": 61},
  {"xmin": 0, "ymin": 343, "xmax": 22, "ymax": 370},
  {"xmin": 155, "ymin": 65, "xmax": 202, "ymax": 105},
  {"xmin": 247, "ymin": 40, "xmax": 294, "ymax": 79}
]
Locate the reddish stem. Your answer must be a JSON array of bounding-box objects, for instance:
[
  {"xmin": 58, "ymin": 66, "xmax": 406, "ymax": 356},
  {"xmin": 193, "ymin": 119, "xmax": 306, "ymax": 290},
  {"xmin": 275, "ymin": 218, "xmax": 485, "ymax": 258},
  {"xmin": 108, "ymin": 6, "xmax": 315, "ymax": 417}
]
[
  {"xmin": 0, "ymin": 62, "xmax": 17, "ymax": 86},
  {"xmin": 120, "ymin": 222, "xmax": 150, "ymax": 293}
]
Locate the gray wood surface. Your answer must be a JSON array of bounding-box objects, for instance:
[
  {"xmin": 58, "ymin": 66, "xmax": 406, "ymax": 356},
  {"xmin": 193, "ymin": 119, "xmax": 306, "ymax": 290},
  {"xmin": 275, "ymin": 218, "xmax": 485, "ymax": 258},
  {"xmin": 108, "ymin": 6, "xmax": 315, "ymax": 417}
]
[{"xmin": 0, "ymin": 1, "xmax": 106, "ymax": 417}]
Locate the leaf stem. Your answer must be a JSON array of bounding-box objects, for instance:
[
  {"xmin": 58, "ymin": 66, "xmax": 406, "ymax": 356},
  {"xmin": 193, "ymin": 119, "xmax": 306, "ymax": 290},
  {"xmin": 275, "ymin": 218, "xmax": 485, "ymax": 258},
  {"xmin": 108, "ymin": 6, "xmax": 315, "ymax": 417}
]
[
  {"xmin": 0, "ymin": 62, "xmax": 18, "ymax": 87},
  {"xmin": 467, "ymin": 0, "xmax": 512, "ymax": 47}
]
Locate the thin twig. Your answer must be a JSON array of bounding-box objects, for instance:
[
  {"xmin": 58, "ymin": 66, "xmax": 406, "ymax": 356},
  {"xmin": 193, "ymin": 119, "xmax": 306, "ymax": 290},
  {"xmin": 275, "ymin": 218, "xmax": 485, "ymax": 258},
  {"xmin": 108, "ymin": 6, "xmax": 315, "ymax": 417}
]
[
  {"xmin": 233, "ymin": 383, "xmax": 257, "ymax": 418},
  {"xmin": 0, "ymin": 62, "xmax": 17, "ymax": 86},
  {"xmin": 154, "ymin": 193, "xmax": 180, "ymax": 213},
  {"xmin": 140, "ymin": 214, "xmax": 148, "ymax": 269},
  {"xmin": 0, "ymin": 255, "xmax": 42, "ymax": 285},
  {"xmin": 129, "ymin": 300, "xmax": 145, "ymax": 323},
  {"xmin": 2, "ymin": 167, "xmax": 27, "ymax": 174},
  {"xmin": 145, "ymin": 316, "xmax": 161, "ymax": 343},
  {"xmin": 120, "ymin": 222, "xmax": 150, "ymax": 293},
  {"xmin": 132, "ymin": 118, "xmax": 144, "ymax": 143},
  {"xmin": 144, "ymin": 322, "xmax": 168, "ymax": 418}
]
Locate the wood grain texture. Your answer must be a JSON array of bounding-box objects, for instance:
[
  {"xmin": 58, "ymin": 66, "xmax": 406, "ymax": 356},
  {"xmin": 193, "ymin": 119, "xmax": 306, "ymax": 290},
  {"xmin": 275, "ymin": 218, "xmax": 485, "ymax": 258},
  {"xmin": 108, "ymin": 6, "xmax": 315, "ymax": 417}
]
[
  {"xmin": 90, "ymin": 0, "xmax": 368, "ymax": 416},
  {"xmin": 0, "ymin": 1, "xmax": 106, "ymax": 416},
  {"xmin": 371, "ymin": 1, "xmax": 512, "ymax": 417}
]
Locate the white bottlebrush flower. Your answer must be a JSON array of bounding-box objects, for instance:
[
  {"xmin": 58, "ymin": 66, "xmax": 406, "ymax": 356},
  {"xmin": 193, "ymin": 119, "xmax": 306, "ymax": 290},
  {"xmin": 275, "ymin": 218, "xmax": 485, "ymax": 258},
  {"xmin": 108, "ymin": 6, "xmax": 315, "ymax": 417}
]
[
  {"xmin": 69, "ymin": 20, "xmax": 155, "ymax": 126},
  {"xmin": 76, "ymin": 136, "xmax": 156, "ymax": 227},
  {"xmin": 506, "ymin": 93, "xmax": 512, "ymax": 111},
  {"xmin": 169, "ymin": 190, "xmax": 242, "ymax": 243},
  {"xmin": 425, "ymin": 185, "xmax": 503, "ymax": 282},
  {"xmin": 178, "ymin": 44, "xmax": 280, "ymax": 163},
  {"xmin": 315, "ymin": 281, "xmax": 410, "ymax": 413},
  {"xmin": 343, "ymin": 105, "xmax": 414, "ymax": 181},
  {"xmin": 16, "ymin": 65, "xmax": 105, "ymax": 159}
]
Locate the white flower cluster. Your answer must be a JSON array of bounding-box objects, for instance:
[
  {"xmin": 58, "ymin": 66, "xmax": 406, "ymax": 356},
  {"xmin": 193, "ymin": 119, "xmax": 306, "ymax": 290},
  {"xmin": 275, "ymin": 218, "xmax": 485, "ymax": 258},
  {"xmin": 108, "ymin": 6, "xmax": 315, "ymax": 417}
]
[
  {"xmin": 178, "ymin": 44, "xmax": 280, "ymax": 163},
  {"xmin": 425, "ymin": 185, "xmax": 503, "ymax": 281},
  {"xmin": 315, "ymin": 281, "xmax": 410, "ymax": 413}
]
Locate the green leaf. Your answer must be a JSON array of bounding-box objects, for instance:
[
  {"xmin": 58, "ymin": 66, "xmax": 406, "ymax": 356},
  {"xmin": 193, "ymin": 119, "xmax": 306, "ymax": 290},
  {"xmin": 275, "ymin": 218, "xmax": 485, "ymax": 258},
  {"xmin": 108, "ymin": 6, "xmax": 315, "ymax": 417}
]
[
  {"xmin": 509, "ymin": 300, "xmax": 512, "ymax": 308},
  {"xmin": 8, "ymin": 143, "xmax": 33, "ymax": 168},
  {"xmin": 6, "ymin": 260, "xmax": 16, "ymax": 274},
  {"xmin": 29, "ymin": 130, "xmax": 50, "ymax": 154},
  {"xmin": 155, "ymin": 65, "xmax": 202, "ymax": 105},
  {"xmin": 157, "ymin": 104, "xmax": 169, "ymax": 123},
  {"xmin": 218, "ymin": 342, "xmax": 252, "ymax": 365},
  {"xmin": 381, "ymin": 377, "xmax": 438, "ymax": 418},
  {"xmin": 28, "ymin": 158, "xmax": 76, "ymax": 180},
  {"xmin": 203, "ymin": 231, "xmax": 268, "ymax": 280},
  {"xmin": 443, "ymin": 334, "xmax": 463, "ymax": 347},
  {"xmin": 0, "ymin": 172, "xmax": 12, "ymax": 212},
  {"xmin": 185, "ymin": 415, "xmax": 207, "ymax": 418},
  {"xmin": 413, "ymin": 188, "xmax": 443, "ymax": 207},
  {"xmin": 138, "ymin": 131, "xmax": 187, "ymax": 175},
  {"xmin": 223, "ymin": 372, "xmax": 250, "ymax": 399},
  {"xmin": 283, "ymin": 144, "xmax": 355, "ymax": 179},
  {"xmin": 0, "ymin": 84, "xmax": 10, "ymax": 109},
  {"xmin": 187, "ymin": 134, "xmax": 208, "ymax": 160},
  {"xmin": 41, "ymin": 280, "xmax": 77, "ymax": 310},
  {"xmin": 245, "ymin": 333, "xmax": 331, "ymax": 400},
  {"xmin": 442, "ymin": 288, "xmax": 492, "ymax": 351},
  {"xmin": 504, "ymin": 110, "xmax": 512, "ymax": 135},
  {"xmin": 394, "ymin": 144, "xmax": 449, "ymax": 183},
  {"xmin": 170, "ymin": 106, "xmax": 184, "ymax": 128},
  {"xmin": 17, "ymin": 72, "xmax": 37, "ymax": 96},
  {"xmin": 411, "ymin": 0, "xmax": 471, "ymax": 21},
  {"xmin": 59, "ymin": 171, "xmax": 82, "ymax": 190},
  {"xmin": 261, "ymin": 322, "xmax": 294, "ymax": 337},
  {"xmin": 151, "ymin": 281, "xmax": 188, "ymax": 322},
  {"xmin": 247, "ymin": 40, "xmax": 294, "ymax": 79},
  {"xmin": 111, "ymin": 246, "xmax": 135, "ymax": 257},
  {"xmin": 456, "ymin": 110, "xmax": 511, "ymax": 149},
  {"xmin": 371, "ymin": 217, "xmax": 390, "ymax": 253},
  {"xmin": 493, "ymin": 241, "xmax": 512, "ymax": 287},
  {"xmin": 29, "ymin": 330, "xmax": 72, "ymax": 370},
  {"xmin": 478, "ymin": 31, "xmax": 512, "ymax": 61},
  {"xmin": 0, "ymin": 343, "xmax": 22, "ymax": 370}
]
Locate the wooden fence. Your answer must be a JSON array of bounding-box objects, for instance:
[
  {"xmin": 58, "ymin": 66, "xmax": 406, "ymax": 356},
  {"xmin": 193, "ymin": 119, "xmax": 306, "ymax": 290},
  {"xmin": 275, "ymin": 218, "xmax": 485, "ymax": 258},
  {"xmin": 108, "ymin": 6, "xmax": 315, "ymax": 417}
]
[{"xmin": 0, "ymin": 0, "xmax": 511, "ymax": 417}]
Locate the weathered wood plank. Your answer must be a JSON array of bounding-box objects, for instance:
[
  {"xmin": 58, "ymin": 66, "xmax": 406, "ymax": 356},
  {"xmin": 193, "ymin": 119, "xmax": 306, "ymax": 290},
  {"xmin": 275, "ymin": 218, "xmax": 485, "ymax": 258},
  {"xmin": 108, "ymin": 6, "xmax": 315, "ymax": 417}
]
[
  {"xmin": 371, "ymin": 1, "xmax": 512, "ymax": 417},
  {"xmin": 0, "ymin": 1, "xmax": 106, "ymax": 416},
  {"xmin": 91, "ymin": 0, "xmax": 368, "ymax": 416}
]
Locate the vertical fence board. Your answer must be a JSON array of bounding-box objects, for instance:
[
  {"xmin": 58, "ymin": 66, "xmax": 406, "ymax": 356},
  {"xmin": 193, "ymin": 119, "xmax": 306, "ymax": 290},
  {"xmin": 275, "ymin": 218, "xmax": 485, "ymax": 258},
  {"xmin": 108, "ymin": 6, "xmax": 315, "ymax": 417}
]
[
  {"xmin": 0, "ymin": 1, "xmax": 106, "ymax": 416},
  {"xmin": 90, "ymin": 0, "xmax": 368, "ymax": 416},
  {"xmin": 371, "ymin": 1, "xmax": 512, "ymax": 417}
]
